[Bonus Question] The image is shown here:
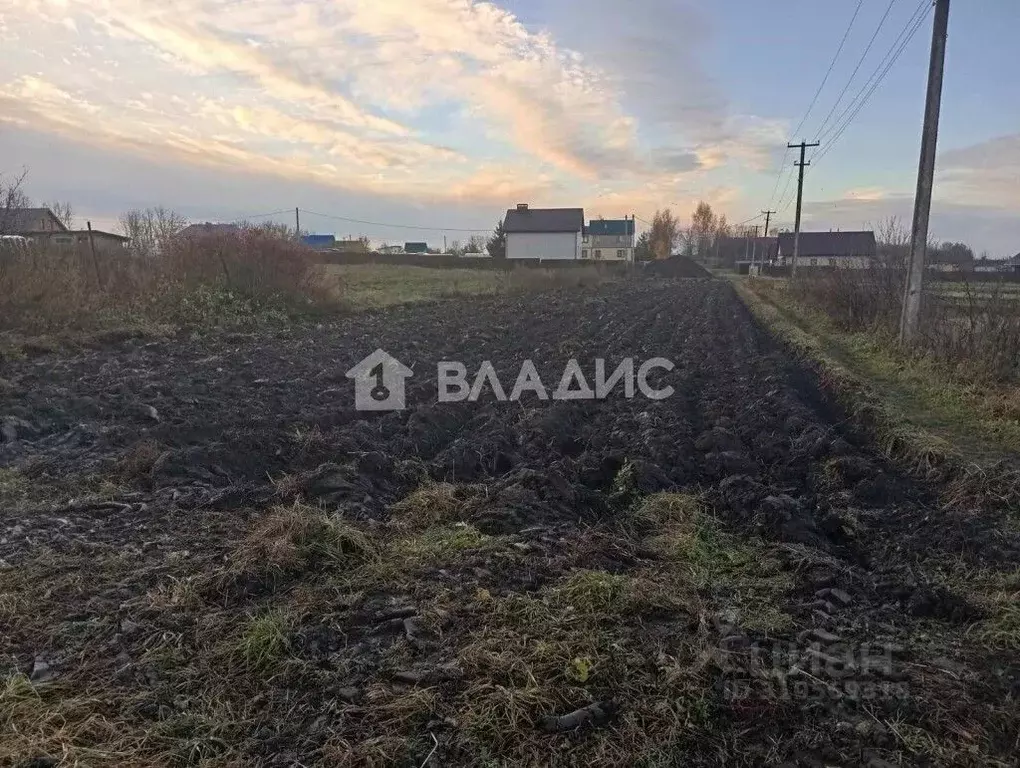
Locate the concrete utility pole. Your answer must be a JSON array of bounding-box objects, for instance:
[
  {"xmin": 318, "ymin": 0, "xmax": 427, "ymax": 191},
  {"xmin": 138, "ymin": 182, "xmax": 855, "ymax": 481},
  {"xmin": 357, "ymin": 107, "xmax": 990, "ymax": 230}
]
[
  {"xmin": 750, "ymin": 225, "xmax": 760, "ymax": 270},
  {"xmin": 900, "ymin": 0, "xmax": 951, "ymax": 344},
  {"xmin": 788, "ymin": 141, "xmax": 820, "ymax": 276},
  {"xmin": 295, "ymin": 207, "xmax": 300, "ymax": 238}
]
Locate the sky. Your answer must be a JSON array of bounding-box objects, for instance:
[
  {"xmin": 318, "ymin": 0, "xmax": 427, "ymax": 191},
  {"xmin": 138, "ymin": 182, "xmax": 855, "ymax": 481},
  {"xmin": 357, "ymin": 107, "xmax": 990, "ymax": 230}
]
[{"xmin": 1, "ymin": 0, "xmax": 1018, "ymax": 255}]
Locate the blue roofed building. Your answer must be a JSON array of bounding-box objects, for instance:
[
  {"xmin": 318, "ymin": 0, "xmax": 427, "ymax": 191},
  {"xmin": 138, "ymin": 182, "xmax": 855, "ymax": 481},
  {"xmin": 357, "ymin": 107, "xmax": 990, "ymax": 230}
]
[
  {"xmin": 301, "ymin": 234, "xmax": 337, "ymax": 249},
  {"xmin": 582, "ymin": 217, "xmax": 636, "ymax": 262}
]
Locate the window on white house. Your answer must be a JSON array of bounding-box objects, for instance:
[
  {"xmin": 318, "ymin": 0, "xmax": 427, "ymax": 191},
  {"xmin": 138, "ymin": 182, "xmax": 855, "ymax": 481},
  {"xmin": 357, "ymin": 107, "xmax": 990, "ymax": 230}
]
[
  {"xmin": 617, "ymin": 250, "xmax": 624, "ymax": 258},
  {"xmin": 810, "ymin": 258, "xmax": 818, "ymax": 266},
  {"xmin": 594, "ymin": 249, "xmax": 602, "ymax": 259},
  {"xmin": 582, "ymin": 250, "xmax": 588, "ymax": 258}
]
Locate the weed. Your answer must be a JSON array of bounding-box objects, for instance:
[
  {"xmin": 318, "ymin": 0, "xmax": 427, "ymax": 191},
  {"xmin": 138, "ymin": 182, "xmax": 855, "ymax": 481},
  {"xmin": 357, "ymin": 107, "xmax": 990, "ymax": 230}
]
[
  {"xmin": 389, "ymin": 523, "xmax": 491, "ymax": 567},
  {"xmin": 236, "ymin": 611, "xmax": 290, "ymax": 672}
]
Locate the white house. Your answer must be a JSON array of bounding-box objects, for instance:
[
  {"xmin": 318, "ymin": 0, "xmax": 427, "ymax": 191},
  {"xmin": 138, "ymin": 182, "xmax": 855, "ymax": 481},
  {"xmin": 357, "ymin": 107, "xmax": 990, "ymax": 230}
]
[
  {"xmin": 582, "ymin": 217, "xmax": 636, "ymax": 261},
  {"xmin": 776, "ymin": 231, "xmax": 877, "ymax": 269},
  {"xmin": 504, "ymin": 205, "xmax": 584, "ymax": 260}
]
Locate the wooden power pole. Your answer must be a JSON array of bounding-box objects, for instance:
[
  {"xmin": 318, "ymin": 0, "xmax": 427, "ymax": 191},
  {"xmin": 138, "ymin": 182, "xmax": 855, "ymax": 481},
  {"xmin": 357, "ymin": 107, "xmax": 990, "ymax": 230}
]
[
  {"xmin": 900, "ymin": 0, "xmax": 951, "ymax": 344},
  {"xmin": 295, "ymin": 207, "xmax": 301, "ymax": 238},
  {"xmin": 788, "ymin": 141, "xmax": 820, "ymax": 276},
  {"xmin": 761, "ymin": 210, "xmax": 775, "ymax": 239}
]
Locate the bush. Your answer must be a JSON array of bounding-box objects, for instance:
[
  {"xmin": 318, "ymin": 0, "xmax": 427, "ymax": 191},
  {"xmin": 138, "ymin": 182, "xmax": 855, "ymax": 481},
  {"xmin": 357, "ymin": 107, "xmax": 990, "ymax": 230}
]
[
  {"xmin": 787, "ymin": 265, "xmax": 903, "ymax": 334},
  {"xmin": 0, "ymin": 227, "xmax": 335, "ymax": 333},
  {"xmin": 786, "ymin": 267, "xmax": 1020, "ymax": 382}
]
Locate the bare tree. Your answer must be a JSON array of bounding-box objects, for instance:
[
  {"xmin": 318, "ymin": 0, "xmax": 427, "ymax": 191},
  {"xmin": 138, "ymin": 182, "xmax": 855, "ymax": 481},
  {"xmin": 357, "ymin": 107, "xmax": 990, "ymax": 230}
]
[
  {"xmin": 44, "ymin": 200, "xmax": 74, "ymax": 229},
  {"xmin": 119, "ymin": 207, "xmax": 188, "ymax": 257},
  {"xmin": 870, "ymin": 216, "xmax": 910, "ymax": 267},
  {"xmin": 244, "ymin": 220, "xmax": 293, "ymax": 240},
  {"xmin": 0, "ymin": 170, "xmax": 31, "ymax": 235},
  {"xmin": 465, "ymin": 235, "xmax": 486, "ymax": 254}
]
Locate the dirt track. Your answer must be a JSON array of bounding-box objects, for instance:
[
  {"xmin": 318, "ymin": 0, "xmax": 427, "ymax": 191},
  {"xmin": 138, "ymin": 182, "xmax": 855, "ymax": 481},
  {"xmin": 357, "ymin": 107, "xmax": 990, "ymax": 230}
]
[{"xmin": 2, "ymin": 279, "xmax": 1018, "ymax": 766}]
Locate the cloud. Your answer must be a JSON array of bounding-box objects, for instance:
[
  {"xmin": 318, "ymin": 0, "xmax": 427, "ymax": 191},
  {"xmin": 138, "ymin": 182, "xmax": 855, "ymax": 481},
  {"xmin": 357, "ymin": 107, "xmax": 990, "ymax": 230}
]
[
  {"xmin": 938, "ymin": 134, "xmax": 1020, "ymax": 210},
  {"xmin": 0, "ymin": 0, "xmax": 792, "ymax": 224},
  {"xmin": 0, "ymin": 77, "xmax": 547, "ymax": 206}
]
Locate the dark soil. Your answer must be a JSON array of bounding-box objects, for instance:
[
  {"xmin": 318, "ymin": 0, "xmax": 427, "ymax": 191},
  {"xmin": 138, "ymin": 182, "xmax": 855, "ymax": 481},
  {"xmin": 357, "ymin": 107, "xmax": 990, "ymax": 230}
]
[{"xmin": 1, "ymin": 279, "xmax": 1017, "ymax": 767}]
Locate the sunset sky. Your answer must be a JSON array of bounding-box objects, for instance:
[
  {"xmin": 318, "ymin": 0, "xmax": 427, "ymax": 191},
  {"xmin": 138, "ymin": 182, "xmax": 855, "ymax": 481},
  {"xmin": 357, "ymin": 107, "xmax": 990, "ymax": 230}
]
[{"xmin": 1, "ymin": 0, "xmax": 1018, "ymax": 254}]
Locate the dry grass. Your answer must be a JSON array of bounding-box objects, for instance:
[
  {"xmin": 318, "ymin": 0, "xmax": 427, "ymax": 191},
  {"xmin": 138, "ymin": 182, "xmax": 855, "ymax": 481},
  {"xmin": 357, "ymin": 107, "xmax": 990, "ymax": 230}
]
[
  {"xmin": 4, "ymin": 477, "xmax": 1012, "ymax": 766},
  {"xmin": 388, "ymin": 482, "xmax": 465, "ymax": 529},
  {"xmin": 0, "ymin": 228, "xmax": 332, "ymax": 335},
  {"xmin": 739, "ymin": 279, "xmax": 1020, "ymax": 489},
  {"xmin": 225, "ymin": 502, "xmax": 379, "ymax": 590},
  {"xmin": 0, "ymin": 243, "xmax": 615, "ymax": 342},
  {"xmin": 787, "ymin": 268, "xmax": 1020, "ymax": 382}
]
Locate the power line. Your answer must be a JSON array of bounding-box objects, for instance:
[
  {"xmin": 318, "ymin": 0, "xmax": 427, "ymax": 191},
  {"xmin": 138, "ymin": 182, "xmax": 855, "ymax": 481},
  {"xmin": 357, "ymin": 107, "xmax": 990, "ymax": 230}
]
[
  {"xmin": 766, "ymin": 1, "xmax": 863, "ymax": 212},
  {"xmin": 775, "ymin": 161, "xmax": 801, "ymax": 213},
  {"xmin": 814, "ymin": 2, "xmax": 932, "ymax": 164},
  {"xmin": 299, "ymin": 208, "xmax": 490, "ymax": 233},
  {"xmin": 234, "ymin": 209, "xmax": 292, "ymax": 221},
  {"xmin": 812, "ymin": 0, "xmax": 900, "ymax": 141},
  {"xmin": 733, "ymin": 212, "xmax": 764, "ymax": 227},
  {"xmin": 795, "ymin": 0, "xmax": 866, "ymax": 139},
  {"xmin": 818, "ymin": 0, "xmax": 931, "ymax": 146}
]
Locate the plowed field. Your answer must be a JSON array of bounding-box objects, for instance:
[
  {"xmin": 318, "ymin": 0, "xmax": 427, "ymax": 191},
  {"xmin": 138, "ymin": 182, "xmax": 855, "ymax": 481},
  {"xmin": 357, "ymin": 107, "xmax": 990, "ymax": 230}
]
[{"xmin": 1, "ymin": 279, "xmax": 1017, "ymax": 766}]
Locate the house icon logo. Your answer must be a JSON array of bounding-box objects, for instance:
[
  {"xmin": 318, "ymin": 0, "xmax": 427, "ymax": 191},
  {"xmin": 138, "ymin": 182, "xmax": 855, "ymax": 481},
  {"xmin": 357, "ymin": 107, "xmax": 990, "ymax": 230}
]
[{"xmin": 346, "ymin": 349, "xmax": 413, "ymax": 411}]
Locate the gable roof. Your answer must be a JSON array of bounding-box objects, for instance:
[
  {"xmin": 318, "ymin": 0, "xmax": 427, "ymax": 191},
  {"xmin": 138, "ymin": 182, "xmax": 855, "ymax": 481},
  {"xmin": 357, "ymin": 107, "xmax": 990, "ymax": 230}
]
[
  {"xmin": 505, "ymin": 207, "xmax": 584, "ymax": 234},
  {"xmin": 587, "ymin": 218, "xmax": 635, "ymax": 237},
  {"xmin": 178, "ymin": 223, "xmax": 240, "ymax": 238},
  {"xmin": 69, "ymin": 229, "xmax": 131, "ymax": 242},
  {"xmin": 0, "ymin": 207, "xmax": 68, "ymax": 234},
  {"xmin": 777, "ymin": 230, "xmax": 876, "ymax": 257}
]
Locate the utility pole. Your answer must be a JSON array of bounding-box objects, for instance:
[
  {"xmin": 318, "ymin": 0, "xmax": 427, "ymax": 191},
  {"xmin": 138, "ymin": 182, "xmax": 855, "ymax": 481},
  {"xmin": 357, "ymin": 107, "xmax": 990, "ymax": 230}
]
[
  {"xmin": 761, "ymin": 210, "xmax": 775, "ymax": 239},
  {"xmin": 787, "ymin": 141, "xmax": 820, "ymax": 276},
  {"xmin": 295, "ymin": 207, "xmax": 300, "ymax": 238},
  {"xmin": 750, "ymin": 225, "xmax": 760, "ymax": 271},
  {"xmin": 900, "ymin": 0, "xmax": 951, "ymax": 344},
  {"xmin": 86, "ymin": 221, "xmax": 102, "ymax": 287}
]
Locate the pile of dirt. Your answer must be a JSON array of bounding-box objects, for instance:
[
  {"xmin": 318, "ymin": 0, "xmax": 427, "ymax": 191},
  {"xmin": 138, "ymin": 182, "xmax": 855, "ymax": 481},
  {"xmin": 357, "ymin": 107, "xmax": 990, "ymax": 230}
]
[
  {"xmin": 1, "ymin": 280, "xmax": 1018, "ymax": 766},
  {"xmin": 640, "ymin": 255, "xmax": 713, "ymax": 278}
]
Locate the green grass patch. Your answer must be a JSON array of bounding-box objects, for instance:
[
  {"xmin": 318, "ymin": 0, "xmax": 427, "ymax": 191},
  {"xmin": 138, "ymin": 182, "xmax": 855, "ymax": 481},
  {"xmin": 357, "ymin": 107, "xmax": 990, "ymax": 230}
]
[{"xmin": 235, "ymin": 611, "xmax": 291, "ymax": 672}]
